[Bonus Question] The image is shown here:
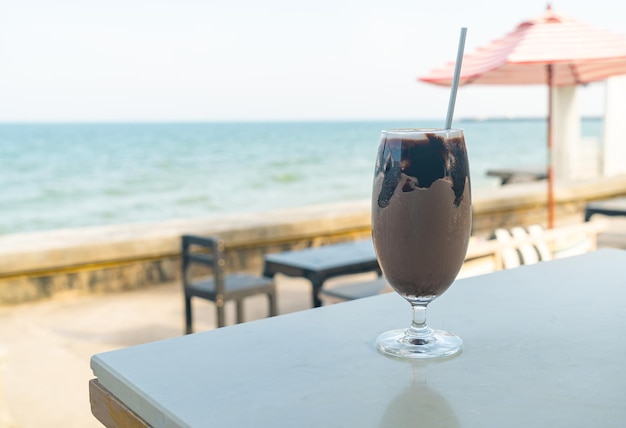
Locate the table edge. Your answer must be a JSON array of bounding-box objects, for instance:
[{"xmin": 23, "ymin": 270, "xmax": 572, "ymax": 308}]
[{"xmin": 90, "ymin": 378, "xmax": 151, "ymax": 428}]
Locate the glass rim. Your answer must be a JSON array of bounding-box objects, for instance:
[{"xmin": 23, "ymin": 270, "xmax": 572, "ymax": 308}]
[{"xmin": 381, "ymin": 128, "xmax": 464, "ymax": 135}]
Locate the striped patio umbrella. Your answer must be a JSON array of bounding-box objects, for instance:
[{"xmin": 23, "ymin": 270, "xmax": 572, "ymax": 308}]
[{"xmin": 419, "ymin": 5, "xmax": 626, "ymax": 228}]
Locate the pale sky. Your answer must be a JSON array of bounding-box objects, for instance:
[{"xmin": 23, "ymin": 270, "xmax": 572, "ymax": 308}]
[{"xmin": 1, "ymin": 0, "xmax": 625, "ymax": 122}]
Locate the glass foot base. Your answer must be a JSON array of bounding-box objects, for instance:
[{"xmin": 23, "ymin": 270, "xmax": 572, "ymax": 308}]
[{"xmin": 376, "ymin": 328, "xmax": 463, "ymax": 359}]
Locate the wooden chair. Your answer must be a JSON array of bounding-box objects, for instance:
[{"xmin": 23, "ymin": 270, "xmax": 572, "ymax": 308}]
[{"xmin": 181, "ymin": 235, "xmax": 277, "ymax": 333}]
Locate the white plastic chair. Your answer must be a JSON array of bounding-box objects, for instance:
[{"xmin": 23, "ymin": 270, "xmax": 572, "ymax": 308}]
[
  {"xmin": 510, "ymin": 227, "xmax": 540, "ymax": 265},
  {"xmin": 527, "ymin": 224, "xmax": 553, "ymax": 261},
  {"xmin": 494, "ymin": 228, "xmax": 521, "ymax": 269}
]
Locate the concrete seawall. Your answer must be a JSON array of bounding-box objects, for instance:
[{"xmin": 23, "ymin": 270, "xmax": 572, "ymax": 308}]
[{"xmin": 2, "ymin": 175, "xmax": 626, "ymax": 305}]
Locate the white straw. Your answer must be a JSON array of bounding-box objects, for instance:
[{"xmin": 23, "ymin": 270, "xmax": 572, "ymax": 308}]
[{"xmin": 445, "ymin": 27, "xmax": 467, "ymax": 129}]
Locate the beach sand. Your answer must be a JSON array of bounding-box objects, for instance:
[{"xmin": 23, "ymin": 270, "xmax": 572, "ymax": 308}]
[{"xmin": 0, "ymin": 272, "xmax": 379, "ymax": 428}]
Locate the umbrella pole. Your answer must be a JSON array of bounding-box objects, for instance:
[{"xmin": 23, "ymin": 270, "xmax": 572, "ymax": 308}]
[{"xmin": 547, "ymin": 64, "xmax": 555, "ymax": 229}]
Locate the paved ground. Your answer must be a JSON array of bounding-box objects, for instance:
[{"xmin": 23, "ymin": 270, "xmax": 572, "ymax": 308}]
[{"xmin": 0, "ymin": 217, "xmax": 624, "ymax": 428}]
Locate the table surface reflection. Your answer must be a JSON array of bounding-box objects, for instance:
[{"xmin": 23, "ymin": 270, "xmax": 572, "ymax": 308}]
[{"xmin": 90, "ymin": 249, "xmax": 626, "ymax": 428}]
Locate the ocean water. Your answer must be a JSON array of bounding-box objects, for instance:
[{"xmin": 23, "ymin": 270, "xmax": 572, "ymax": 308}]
[{"xmin": 0, "ymin": 119, "xmax": 603, "ymax": 235}]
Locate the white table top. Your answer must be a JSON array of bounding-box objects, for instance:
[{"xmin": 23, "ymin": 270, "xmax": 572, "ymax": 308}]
[{"xmin": 91, "ymin": 249, "xmax": 626, "ymax": 428}]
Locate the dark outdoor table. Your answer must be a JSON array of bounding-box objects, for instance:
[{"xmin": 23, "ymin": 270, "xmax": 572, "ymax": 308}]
[
  {"xmin": 263, "ymin": 239, "xmax": 380, "ymax": 308},
  {"xmin": 584, "ymin": 196, "xmax": 626, "ymax": 221},
  {"xmin": 486, "ymin": 167, "xmax": 547, "ymax": 185}
]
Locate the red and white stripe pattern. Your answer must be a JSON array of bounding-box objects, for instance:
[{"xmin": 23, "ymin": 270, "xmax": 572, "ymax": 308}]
[{"xmin": 419, "ymin": 6, "xmax": 626, "ymax": 87}]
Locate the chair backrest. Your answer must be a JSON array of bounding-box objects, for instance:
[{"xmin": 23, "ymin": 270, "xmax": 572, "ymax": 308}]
[
  {"xmin": 510, "ymin": 227, "xmax": 540, "ymax": 265},
  {"xmin": 181, "ymin": 235, "xmax": 226, "ymax": 294},
  {"xmin": 494, "ymin": 228, "xmax": 521, "ymax": 269},
  {"xmin": 526, "ymin": 224, "xmax": 553, "ymax": 261},
  {"xmin": 464, "ymin": 220, "xmax": 608, "ymax": 276}
]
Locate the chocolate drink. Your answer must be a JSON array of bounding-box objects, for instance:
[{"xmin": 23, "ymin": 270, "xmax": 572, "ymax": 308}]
[{"xmin": 371, "ymin": 129, "xmax": 471, "ymax": 305}]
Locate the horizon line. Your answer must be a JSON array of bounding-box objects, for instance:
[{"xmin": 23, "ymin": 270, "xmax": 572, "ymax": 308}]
[{"xmin": 0, "ymin": 115, "xmax": 604, "ymax": 125}]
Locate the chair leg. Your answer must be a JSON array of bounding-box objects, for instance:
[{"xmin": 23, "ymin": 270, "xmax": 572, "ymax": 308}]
[
  {"xmin": 236, "ymin": 300, "xmax": 244, "ymax": 324},
  {"xmin": 185, "ymin": 296, "xmax": 193, "ymax": 335},
  {"xmin": 216, "ymin": 303, "xmax": 226, "ymax": 328}
]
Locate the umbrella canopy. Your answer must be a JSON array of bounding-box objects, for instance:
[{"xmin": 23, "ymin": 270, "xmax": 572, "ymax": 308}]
[
  {"xmin": 420, "ymin": 6, "xmax": 626, "ymax": 87},
  {"xmin": 419, "ymin": 6, "xmax": 626, "ymax": 228}
]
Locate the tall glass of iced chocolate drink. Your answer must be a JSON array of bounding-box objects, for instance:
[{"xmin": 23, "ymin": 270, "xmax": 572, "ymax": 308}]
[{"xmin": 372, "ymin": 128, "xmax": 471, "ymax": 359}]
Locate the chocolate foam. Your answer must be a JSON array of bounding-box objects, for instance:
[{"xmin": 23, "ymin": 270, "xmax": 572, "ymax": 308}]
[{"xmin": 375, "ymin": 132, "xmax": 469, "ymax": 209}]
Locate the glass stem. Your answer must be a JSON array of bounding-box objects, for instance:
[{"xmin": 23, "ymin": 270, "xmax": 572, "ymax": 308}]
[{"xmin": 407, "ymin": 304, "xmax": 435, "ymax": 339}]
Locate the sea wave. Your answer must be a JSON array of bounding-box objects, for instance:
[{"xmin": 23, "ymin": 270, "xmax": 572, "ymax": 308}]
[{"xmin": 0, "ymin": 119, "xmax": 603, "ymax": 234}]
